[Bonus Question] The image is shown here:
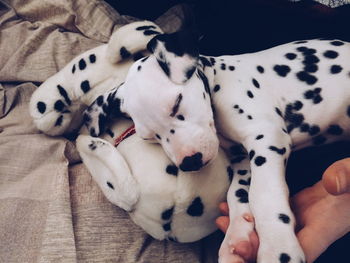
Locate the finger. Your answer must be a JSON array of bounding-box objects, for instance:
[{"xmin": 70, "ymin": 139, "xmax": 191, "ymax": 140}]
[
  {"xmin": 216, "ymin": 216, "xmax": 230, "ymax": 233},
  {"xmin": 219, "ymin": 202, "xmax": 229, "ymax": 215},
  {"xmin": 323, "ymin": 158, "xmax": 350, "ymax": 195}
]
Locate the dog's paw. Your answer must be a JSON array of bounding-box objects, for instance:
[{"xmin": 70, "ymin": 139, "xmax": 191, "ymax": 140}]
[
  {"xmin": 29, "ymin": 77, "xmax": 86, "ymax": 135},
  {"xmin": 219, "ymin": 213, "xmax": 257, "ymax": 263}
]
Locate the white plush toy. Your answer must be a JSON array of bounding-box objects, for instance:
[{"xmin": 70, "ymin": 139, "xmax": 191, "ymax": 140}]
[{"xmin": 29, "ymin": 21, "xmax": 250, "ymax": 243}]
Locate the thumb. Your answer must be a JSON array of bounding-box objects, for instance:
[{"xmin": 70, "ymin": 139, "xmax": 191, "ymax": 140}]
[{"xmin": 322, "ymin": 158, "xmax": 350, "ymax": 195}]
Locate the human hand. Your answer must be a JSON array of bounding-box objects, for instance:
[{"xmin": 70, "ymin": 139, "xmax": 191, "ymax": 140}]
[{"xmin": 216, "ymin": 158, "xmax": 350, "ymax": 263}]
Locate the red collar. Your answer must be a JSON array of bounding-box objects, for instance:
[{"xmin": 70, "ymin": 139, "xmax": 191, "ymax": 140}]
[{"xmin": 114, "ymin": 125, "xmax": 136, "ymax": 147}]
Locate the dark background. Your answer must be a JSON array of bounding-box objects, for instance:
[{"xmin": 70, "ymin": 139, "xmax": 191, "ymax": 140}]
[{"xmin": 105, "ymin": 0, "xmax": 350, "ymax": 262}]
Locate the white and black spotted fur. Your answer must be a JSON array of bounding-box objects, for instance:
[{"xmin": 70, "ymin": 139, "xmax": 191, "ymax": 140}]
[{"xmin": 85, "ymin": 30, "xmax": 350, "ymax": 263}]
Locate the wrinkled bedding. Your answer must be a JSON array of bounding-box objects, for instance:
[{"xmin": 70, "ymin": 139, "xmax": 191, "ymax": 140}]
[{"xmin": 0, "ymin": 1, "xmax": 222, "ymax": 262}]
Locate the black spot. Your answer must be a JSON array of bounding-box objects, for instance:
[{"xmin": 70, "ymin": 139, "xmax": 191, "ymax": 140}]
[
  {"xmin": 133, "ymin": 52, "xmax": 144, "ymax": 61},
  {"xmin": 231, "ymin": 156, "xmax": 246, "ymax": 164},
  {"xmin": 185, "ymin": 66, "xmax": 196, "ymax": 80},
  {"xmin": 209, "ymin": 57, "xmax": 216, "ymax": 65},
  {"xmin": 229, "ymin": 66, "xmax": 235, "ymax": 71},
  {"xmin": 249, "ymin": 150, "xmax": 255, "ymax": 160},
  {"xmin": 257, "ymin": 65, "xmax": 264, "ymax": 73},
  {"xmin": 156, "ymin": 134, "xmax": 161, "ymax": 140},
  {"xmin": 213, "ymin": 84, "xmax": 221, "ymax": 92},
  {"xmin": 247, "ymin": 115, "xmax": 253, "ymax": 120},
  {"xmin": 197, "ymin": 70, "xmax": 210, "ymax": 94},
  {"xmin": 96, "ymin": 95, "xmax": 104, "ymax": 106},
  {"xmin": 273, "ymin": 65, "xmax": 291, "ymax": 77},
  {"xmin": 269, "ymin": 146, "xmax": 287, "ymax": 155},
  {"xmin": 81, "ymin": 80, "xmax": 90, "ymax": 93},
  {"xmin": 278, "ymin": 213, "xmax": 291, "ymax": 224},
  {"xmin": 78, "ymin": 58, "xmax": 86, "ymax": 70},
  {"xmin": 256, "ymin": 134, "xmax": 264, "ymax": 140},
  {"xmin": 296, "ymin": 71, "xmax": 317, "ymax": 85},
  {"xmin": 143, "ymin": 30, "xmax": 161, "ymax": 36},
  {"xmin": 106, "ymin": 129, "xmax": 114, "ymax": 138},
  {"xmin": 275, "ymin": 107, "xmax": 283, "ymax": 118},
  {"xmin": 72, "ymin": 64, "xmax": 76, "ymax": 74},
  {"xmin": 304, "ymin": 64, "xmax": 318, "ymax": 73},
  {"xmin": 239, "ymin": 109, "xmax": 244, "ymax": 114},
  {"xmin": 177, "ymin": 115, "xmax": 185, "ymax": 121},
  {"xmin": 238, "ymin": 170, "xmax": 248, "ymax": 176},
  {"xmin": 313, "ymin": 135, "xmax": 327, "ymax": 145},
  {"xmin": 162, "ymin": 206, "xmax": 174, "ymax": 220},
  {"xmin": 221, "ymin": 63, "xmax": 226, "ymax": 70},
  {"xmin": 347, "ymin": 106, "xmax": 350, "ymax": 117},
  {"xmin": 293, "ymin": 101, "xmax": 303, "ymax": 111},
  {"xmin": 88, "ymin": 142, "xmax": 96, "ymax": 150},
  {"xmin": 254, "ymin": 156, "xmax": 266, "ymax": 166},
  {"xmin": 137, "ymin": 65, "xmax": 142, "ymax": 71},
  {"xmin": 330, "ymin": 40, "xmax": 344, "ymax": 46},
  {"xmin": 37, "ymin": 102, "xmax": 46, "ymax": 114},
  {"xmin": 136, "ymin": 25, "xmax": 156, "ymax": 31},
  {"xmin": 89, "ymin": 54, "xmax": 96, "ymax": 63},
  {"xmin": 158, "ymin": 60, "xmax": 170, "ymax": 77},
  {"xmin": 229, "ymin": 145, "xmax": 245, "ymax": 155},
  {"xmin": 309, "ymin": 125, "xmax": 320, "ymax": 136},
  {"xmin": 55, "ymin": 115, "xmax": 63, "ymax": 126},
  {"xmin": 199, "ymin": 56, "xmax": 212, "ymax": 67},
  {"xmin": 233, "ymin": 105, "xmax": 239, "ymax": 109},
  {"xmin": 170, "ymin": 93, "xmax": 183, "ymax": 117},
  {"xmin": 294, "ymin": 40, "xmax": 308, "ymax": 44},
  {"xmin": 107, "ymin": 181, "xmax": 114, "ymax": 190},
  {"xmin": 239, "ymin": 178, "xmax": 251, "ymax": 185},
  {"xmin": 141, "ymin": 56, "xmax": 149, "ymax": 63},
  {"xmin": 120, "ymin": 46, "xmax": 131, "ymax": 59},
  {"xmin": 330, "ymin": 65, "xmax": 342, "ymax": 74},
  {"xmin": 280, "ymin": 253, "xmax": 291, "ymax": 263},
  {"xmin": 163, "ymin": 222, "xmax": 171, "ymax": 231},
  {"xmin": 247, "ymin": 90, "xmax": 254, "ymax": 98},
  {"xmin": 227, "ymin": 166, "xmax": 234, "ymax": 182},
  {"xmin": 300, "ymin": 123, "xmax": 310, "ymax": 133},
  {"xmin": 170, "ymin": 129, "xmax": 175, "ymax": 134},
  {"xmin": 54, "ymin": 100, "xmax": 65, "ymax": 112},
  {"xmin": 252, "ymin": 78, "xmax": 260, "ymax": 88},
  {"xmin": 187, "ymin": 197, "xmax": 204, "ymax": 217},
  {"xmin": 327, "ymin": 125, "xmax": 343, "ymax": 135},
  {"xmin": 285, "ymin": 53, "xmax": 297, "ymax": 60},
  {"xmin": 166, "ymin": 165, "xmax": 178, "ymax": 176},
  {"xmin": 323, "ymin": 50, "xmax": 338, "ymax": 59},
  {"xmin": 303, "ymin": 54, "xmax": 319, "ymax": 65},
  {"xmin": 235, "ymin": 189, "xmax": 248, "ymax": 203},
  {"xmin": 57, "ymin": 85, "xmax": 71, "ymax": 106}
]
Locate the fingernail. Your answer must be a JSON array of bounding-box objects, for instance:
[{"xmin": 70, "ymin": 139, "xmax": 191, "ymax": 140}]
[{"xmin": 336, "ymin": 169, "xmax": 347, "ymax": 194}]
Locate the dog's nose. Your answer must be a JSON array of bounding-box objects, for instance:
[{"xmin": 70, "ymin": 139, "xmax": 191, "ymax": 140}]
[{"xmin": 179, "ymin": 152, "xmax": 204, "ymax": 172}]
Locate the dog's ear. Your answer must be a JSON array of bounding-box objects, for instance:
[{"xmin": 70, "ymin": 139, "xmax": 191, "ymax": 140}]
[{"xmin": 147, "ymin": 29, "xmax": 200, "ymax": 85}]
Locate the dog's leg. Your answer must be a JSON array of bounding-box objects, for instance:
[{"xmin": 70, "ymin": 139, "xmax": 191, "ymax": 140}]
[
  {"xmin": 76, "ymin": 135, "xmax": 139, "ymax": 211},
  {"xmin": 219, "ymin": 152, "xmax": 256, "ymax": 263},
  {"xmin": 242, "ymin": 129, "xmax": 305, "ymax": 263},
  {"xmin": 83, "ymin": 85, "xmax": 126, "ymax": 137}
]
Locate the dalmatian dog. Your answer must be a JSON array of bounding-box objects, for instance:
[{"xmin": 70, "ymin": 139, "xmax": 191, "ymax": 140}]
[
  {"xmin": 84, "ymin": 27, "xmax": 350, "ymax": 263},
  {"xmin": 29, "ymin": 21, "xmax": 163, "ymax": 136},
  {"xmin": 76, "ymin": 117, "xmax": 240, "ymax": 242},
  {"xmin": 29, "ymin": 21, "xmax": 254, "ymax": 252}
]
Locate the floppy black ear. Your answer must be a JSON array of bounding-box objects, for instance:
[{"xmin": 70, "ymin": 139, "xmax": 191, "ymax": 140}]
[{"xmin": 147, "ymin": 29, "xmax": 200, "ymax": 85}]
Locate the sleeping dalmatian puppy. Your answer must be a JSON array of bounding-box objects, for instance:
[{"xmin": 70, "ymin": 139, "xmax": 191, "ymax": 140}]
[
  {"xmin": 28, "ymin": 21, "xmax": 254, "ymax": 256},
  {"xmin": 84, "ymin": 28, "xmax": 350, "ymax": 263}
]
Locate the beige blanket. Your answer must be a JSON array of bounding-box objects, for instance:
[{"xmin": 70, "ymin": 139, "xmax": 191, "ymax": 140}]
[{"xmin": 0, "ymin": 1, "xmax": 222, "ymax": 262}]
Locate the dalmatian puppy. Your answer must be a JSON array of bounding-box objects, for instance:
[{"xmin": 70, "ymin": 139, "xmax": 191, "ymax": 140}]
[
  {"xmin": 85, "ymin": 28, "xmax": 350, "ymax": 263},
  {"xmin": 29, "ymin": 20, "xmax": 254, "ymax": 250},
  {"xmin": 76, "ymin": 118, "xmax": 242, "ymax": 242},
  {"xmin": 29, "ymin": 21, "xmax": 163, "ymax": 136}
]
